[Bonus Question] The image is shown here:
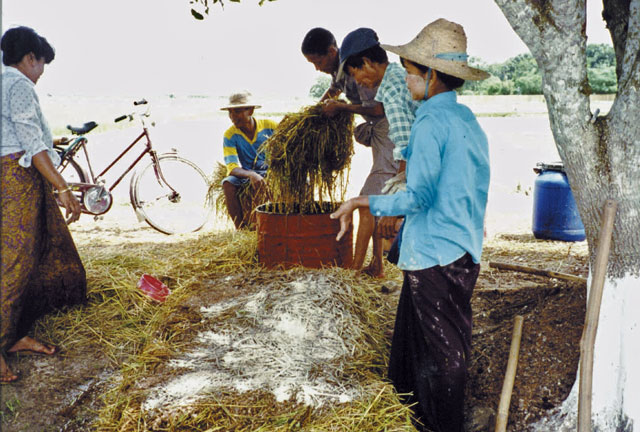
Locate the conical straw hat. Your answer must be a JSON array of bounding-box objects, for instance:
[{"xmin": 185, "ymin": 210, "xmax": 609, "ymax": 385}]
[{"xmin": 381, "ymin": 19, "xmax": 489, "ymax": 81}]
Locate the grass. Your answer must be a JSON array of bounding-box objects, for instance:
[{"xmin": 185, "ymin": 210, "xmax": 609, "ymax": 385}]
[{"xmin": 0, "ymin": 396, "xmax": 21, "ymax": 423}]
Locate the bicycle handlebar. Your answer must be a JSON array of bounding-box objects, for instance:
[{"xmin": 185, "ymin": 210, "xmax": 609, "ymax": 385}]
[{"xmin": 114, "ymin": 99, "xmax": 149, "ymax": 122}]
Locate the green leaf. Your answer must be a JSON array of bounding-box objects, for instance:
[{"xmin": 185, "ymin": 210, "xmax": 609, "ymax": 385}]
[{"xmin": 191, "ymin": 8, "xmax": 204, "ymax": 19}]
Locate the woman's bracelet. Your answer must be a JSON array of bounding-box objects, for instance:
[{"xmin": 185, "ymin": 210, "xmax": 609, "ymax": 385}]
[{"xmin": 56, "ymin": 186, "xmax": 72, "ymax": 194}]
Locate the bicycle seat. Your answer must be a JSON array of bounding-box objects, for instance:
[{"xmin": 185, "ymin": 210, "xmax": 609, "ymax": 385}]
[{"xmin": 66, "ymin": 121, "xmax": 98, "ymax": 135}]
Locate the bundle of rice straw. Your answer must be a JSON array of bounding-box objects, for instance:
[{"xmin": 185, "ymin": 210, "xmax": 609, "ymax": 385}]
[
  {"xmin": 260, "ymin": 103, "xmax": 354, "ymax": 214},
  {"xmin": 207, "ymin": 161, "xmax": 268, "ymax": 227}
]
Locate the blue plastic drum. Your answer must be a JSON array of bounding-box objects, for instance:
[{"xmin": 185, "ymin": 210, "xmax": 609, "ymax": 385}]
[{"xmin": 532, "ymin": 162, "xmax": 586, "ymax": 241}]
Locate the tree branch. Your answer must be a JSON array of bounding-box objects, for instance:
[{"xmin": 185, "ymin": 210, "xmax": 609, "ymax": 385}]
[
  {"xmin": 494, "ymin": 0, "xmax": 545, "ymax": 56},
  {"xmin": 496, "ymin": 0, "xmax": 588, "ymax": 91},
  {"xmin": 603, "ymin": 0, "xmax": 631, "ymax": 78},
  {"xmin": 618, "ymin": 0, "xmax": 640, "ymax": 88},
  {"xmin": 189, "ymin": 0, "xmax": 276, "ymax": 20},
  {"xmin": 608, "ymin": 0, "xmax": 640, "ymax": 125}
]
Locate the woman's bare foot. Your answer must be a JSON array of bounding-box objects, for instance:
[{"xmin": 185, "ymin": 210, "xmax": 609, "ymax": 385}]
[
  {"xmin": 1, "ymin": 355, "xmax": 18, "ymax": 383},
  {"xmin": 7, "ymin": 336, "xmax": 57, "ymax": 356}
]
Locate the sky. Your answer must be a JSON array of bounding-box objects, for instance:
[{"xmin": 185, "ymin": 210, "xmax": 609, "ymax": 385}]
[{"xmin": 1, "ymin": 0, "xmax": 613, "ymax": 98}]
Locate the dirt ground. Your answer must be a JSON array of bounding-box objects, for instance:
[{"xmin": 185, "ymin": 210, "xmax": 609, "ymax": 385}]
[
  {"xmin": 0, "ymin": 203, "xmax": 589, "ymax": 431},
  {"xmin": 467, "ymin": 233, "xmax": 587, "ymax": 431}
]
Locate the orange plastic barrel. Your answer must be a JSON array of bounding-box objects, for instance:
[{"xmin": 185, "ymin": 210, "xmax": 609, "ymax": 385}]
[{"xmin": 256, "ymin": 203, "xmax": 353, "ymax": 269}]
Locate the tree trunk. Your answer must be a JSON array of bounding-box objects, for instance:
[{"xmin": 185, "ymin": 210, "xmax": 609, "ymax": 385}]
[{"xmin": 494, "ymin": 0, "xmax": 640, "ymax": 429}]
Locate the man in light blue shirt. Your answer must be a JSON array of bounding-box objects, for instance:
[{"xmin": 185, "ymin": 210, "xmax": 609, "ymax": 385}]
[
  {"xmin": 368, "ymin": 89, "xmax": 489, "ymax": 270},
  {"xmin": 331, "ymin": 19, "xmax": 490, "ymax": 432}
]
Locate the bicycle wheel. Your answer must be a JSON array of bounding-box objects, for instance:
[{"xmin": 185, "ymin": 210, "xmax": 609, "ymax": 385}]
[
  {"xmin": 130, "ymin": 154, "xmax": 210, "ymax": 234},
  {"xmin": 56, "ymin": 156, "xmax": 89, "ymax": 205},
  {"xmin": 57, "ymin": 156, "xmax": 88, "ymax": 184}
]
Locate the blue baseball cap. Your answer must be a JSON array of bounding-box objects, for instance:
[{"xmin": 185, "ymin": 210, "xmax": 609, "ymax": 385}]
[{"xmin": 337, "ymin": 27, "xmax": 380, "ymax": 79}]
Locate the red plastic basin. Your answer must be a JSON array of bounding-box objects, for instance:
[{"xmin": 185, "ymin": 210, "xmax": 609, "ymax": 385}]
[{"xmin": 137, "ymin": 274, "xmax": 171, "ymax": 302}]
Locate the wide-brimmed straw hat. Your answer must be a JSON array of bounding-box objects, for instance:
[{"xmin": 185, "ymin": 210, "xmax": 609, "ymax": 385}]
[
  {"xmin": 220, "ymin": 92, "xmax": 262, "ymax": 110},
  {"xmin": 381, "ymin": 19, "xmax": 489, "ymax": 81}
]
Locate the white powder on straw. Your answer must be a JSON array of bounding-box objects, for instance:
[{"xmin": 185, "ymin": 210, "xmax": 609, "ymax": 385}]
[
  {"xmin": 274, "ymin": 313, "xmax": 308, "ymax": 339},
  {"xmin": 199, "ymin": 297, "xmax": 243, "ymax": 317},
  {"xmin": 198, "ymin": 331, "xmax": 231, "ymax": 346},
  {"xmin": 144, "ymin": 372, "xmax": 216, "ymax": 411},
  {"xmin": 142, "ymin": 274, "xmax": 362, "ymax": 413}
]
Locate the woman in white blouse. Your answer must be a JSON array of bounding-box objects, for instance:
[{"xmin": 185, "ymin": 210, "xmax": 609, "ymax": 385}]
[{"xmin": 1, "ymin": 26, "xmax": 86, "ymax": 383}]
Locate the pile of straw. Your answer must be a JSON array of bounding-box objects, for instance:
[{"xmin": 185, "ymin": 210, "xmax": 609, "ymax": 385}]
[
  {"xmin": 142, "ymin": 272, "xmax": 384, "ymax": 412},
  {"xmin": 260, "ymin": 103, "xmax": 354, "ymax": 213},
  {"xmin": 49, "ymin": 230, "xmax": 412, "ymax": 431},
  {"xmin": 37, "ymin": 230, "xmax": 259, "ymax": 367},
  {"xmin": 207, "ymin": 162, "xmax": 268, "ymax": 227},
  {"xmin": 119, "ymin": 269, "xmax": 412, "ymax": 430}
]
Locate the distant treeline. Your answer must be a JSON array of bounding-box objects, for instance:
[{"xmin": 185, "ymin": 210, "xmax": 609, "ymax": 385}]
[
  {"xmin": 308, "ymin": 44, "xmax": 617, "ymax": 98},
  {"xmin": 463, "ymin": 44, "xmax": 617, "ymax": 95}
]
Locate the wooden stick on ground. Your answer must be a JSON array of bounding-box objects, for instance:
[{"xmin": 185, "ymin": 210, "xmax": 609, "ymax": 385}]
[
  {"xmin": 495, "ymin": 315, "xmax": 524, "ymax": 432},
  {"xmin": 578, "ymin": 199, "xmax": 617, "ymax": 432},
  {"xmin": 489, "ymin": 261, "xmax": 587, "ymax": 283}
]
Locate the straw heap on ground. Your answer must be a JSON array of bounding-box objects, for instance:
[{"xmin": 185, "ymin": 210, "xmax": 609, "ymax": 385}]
[{"xmin": 56, "ymin": 231, "xmax": 413, "ymax": 431}]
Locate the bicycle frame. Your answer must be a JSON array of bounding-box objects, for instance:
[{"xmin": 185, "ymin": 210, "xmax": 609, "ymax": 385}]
[
  {"xmin": 57, "ymin": 106, "xmax": 182, "ymax": 217},
  {"xmin": 92, "ymin": 128, "xmax": 155, "ymax": 191},
  {"xmin": 62, "ymin": 115, "xmax": 178, "ymax": 196},
  {"xmin": 55, "ymin": 100, "xmax": 211, "ymax": 234}
]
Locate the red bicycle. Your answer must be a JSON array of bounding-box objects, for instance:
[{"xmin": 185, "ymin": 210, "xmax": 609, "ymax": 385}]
[{"xmin": 55, "ymin": 99, "xmax": 210, "ymax": 234}]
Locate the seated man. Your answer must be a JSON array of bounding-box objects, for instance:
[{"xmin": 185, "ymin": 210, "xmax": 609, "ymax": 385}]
[{"xmin": 220, "ymin": 92, "xmax": 277, "ymax": 229}]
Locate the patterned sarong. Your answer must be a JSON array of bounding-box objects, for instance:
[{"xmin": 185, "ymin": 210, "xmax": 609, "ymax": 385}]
[
  {"xmin": 388, "ymin": 252, "xmax": 480, "ymax": 432},
  {"xmin": 1, "ymin": 153, "xmax": 86, "ymax": 352}
]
